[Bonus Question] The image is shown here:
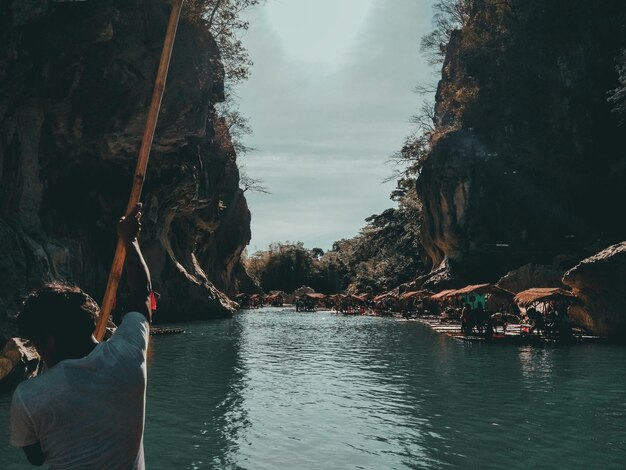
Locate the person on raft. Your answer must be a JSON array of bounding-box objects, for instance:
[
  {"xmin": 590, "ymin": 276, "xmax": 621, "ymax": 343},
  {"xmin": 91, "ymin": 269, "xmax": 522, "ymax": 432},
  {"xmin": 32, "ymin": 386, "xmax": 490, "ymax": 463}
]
[{"xmin": 10, "ymin": 203, "xmax": 152, "ymax": 469}]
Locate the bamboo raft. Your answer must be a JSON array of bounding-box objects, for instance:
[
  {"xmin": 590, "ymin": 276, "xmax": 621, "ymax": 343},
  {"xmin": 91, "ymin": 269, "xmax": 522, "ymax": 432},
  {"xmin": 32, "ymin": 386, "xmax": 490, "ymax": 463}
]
[
  {"xmin": 413, "ymin": 316, "xmax": 604, "ymax": 345},
  {"xmin": 150, "ymin": 327, "xmax": 184, "ymax": 336}
]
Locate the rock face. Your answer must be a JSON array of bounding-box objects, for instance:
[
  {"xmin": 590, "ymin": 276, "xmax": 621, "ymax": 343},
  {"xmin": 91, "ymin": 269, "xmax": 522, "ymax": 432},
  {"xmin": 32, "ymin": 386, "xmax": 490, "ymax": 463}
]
[
  {"xmin": 497, "ymin": 263, "xmax": 567, "ymax": 294},
  {"xmin": 416, "ymin": 0, "xmax": 626, "ymax": 283},
  {"xmin": 0, "ymin": 338, "xmax": 42, "ymax": 391},
  {"xmin": 0, "ymin": 0, "xmax": 255, "ymax": 324},
  {"xmin": 563, "ymin": 242, "xmax": 626, "ymax": 339}
]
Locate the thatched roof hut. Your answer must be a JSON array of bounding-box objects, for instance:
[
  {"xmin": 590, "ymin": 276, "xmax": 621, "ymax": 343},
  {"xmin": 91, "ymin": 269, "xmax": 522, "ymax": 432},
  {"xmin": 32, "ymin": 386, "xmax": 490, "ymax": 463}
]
[
  {"xmin": 430, "ymin": 289, "xmax": 457, "ymax": 301},
  {"xmin": 514, "ymin": 288, "xmax": 579, "ymax": 307}
]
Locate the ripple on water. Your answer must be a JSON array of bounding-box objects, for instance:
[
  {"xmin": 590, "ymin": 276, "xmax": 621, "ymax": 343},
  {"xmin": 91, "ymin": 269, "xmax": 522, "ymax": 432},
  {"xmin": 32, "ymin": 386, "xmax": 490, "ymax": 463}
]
[
  {"xmin": 139, "ymin": 310, "xmax": 626, "ymax": 470},
  {"xmin": 1, "ymin": 309, "xmax": 626, "ymax": 469}
]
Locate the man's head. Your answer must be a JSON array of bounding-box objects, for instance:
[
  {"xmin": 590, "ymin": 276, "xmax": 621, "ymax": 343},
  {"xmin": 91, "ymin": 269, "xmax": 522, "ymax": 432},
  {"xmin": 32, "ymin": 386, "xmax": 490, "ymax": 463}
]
[{"xmin": 18, "ymin": 283, "xmax": 100, "ymax": 366}]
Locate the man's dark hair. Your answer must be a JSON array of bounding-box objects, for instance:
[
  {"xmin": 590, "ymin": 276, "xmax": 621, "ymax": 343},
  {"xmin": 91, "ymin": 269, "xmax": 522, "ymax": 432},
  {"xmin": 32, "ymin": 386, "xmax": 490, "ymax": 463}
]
[{"xmin": 18, "ymin": 282, "xmax": 100, "ymax": 345}]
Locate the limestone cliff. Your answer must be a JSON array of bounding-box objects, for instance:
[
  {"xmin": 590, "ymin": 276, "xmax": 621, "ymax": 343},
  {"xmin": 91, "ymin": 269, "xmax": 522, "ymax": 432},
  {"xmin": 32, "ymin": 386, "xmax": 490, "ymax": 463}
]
[
  {"xmin": 563, "ymin": 242, "xmax": 626, "ymax": 339},
  {"xmin": 0, "ymin": 0, "xmax": 255, "ymax": 328},
  {"xmin": 416, "ymin": 0, "xmax": 626, "ymax": 285}
]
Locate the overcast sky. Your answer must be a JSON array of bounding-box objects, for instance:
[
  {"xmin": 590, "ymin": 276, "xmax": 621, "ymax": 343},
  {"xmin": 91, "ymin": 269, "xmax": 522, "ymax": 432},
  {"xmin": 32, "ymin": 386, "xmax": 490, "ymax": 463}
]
[{"xmin": 234, "ymin": 0, "xmax": 436, "ymax": 252}]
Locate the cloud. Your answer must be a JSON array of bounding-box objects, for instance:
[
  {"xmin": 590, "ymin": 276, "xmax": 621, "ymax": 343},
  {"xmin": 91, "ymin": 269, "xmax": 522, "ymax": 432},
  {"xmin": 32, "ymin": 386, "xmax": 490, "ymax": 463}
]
[{"xmin": 236, "ymin": 0, "xmax": 436, "ymax": 251}]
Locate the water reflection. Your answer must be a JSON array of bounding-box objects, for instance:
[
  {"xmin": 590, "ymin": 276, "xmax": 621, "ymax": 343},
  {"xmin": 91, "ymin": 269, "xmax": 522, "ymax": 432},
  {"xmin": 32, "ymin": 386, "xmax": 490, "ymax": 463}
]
[
  {"xmin": 145, "ymin": 317, "xmax": 250, "ymax": 469},
  {"xmin": 145, "ymin": 312, "xmax": 626, "ymax": 469},
  {"xmin": 230, "ymin": 311, "xmax": 441, "ymax": 469}
]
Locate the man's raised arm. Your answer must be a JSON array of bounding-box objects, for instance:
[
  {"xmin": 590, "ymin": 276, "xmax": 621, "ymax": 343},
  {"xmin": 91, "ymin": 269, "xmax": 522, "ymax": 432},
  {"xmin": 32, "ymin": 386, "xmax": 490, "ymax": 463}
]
[{"xmin": 117, "ymin": 203, "xmax": 152, "ymax": 320}]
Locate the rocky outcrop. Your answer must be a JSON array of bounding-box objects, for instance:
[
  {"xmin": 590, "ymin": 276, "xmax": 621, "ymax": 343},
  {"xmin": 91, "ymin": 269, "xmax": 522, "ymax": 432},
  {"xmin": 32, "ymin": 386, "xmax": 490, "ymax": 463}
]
[
  {"xmin": 497, "ymin": 263, "xmax": 567, "ymax": 294},
  {"xmin": 563, "ymin": 242, "xmax": 626, "ymax": 339},
  {"xmin": 0, "ymin": 0, "xmax": 255, "ymax": 324},
  {"xmin": 416, "ymin": 0, "xmax": 626, "ymax": 283},
  {"xmin": 0, "ymin": 338, "xmax": 42, "ymax": 391},
  {"xmin": 417, "ymin": 131, "xmax": 486, "ymax": 270},
  {"xmin": 416, "ymin": 261, "xmax": 459, "ymax": 291}
]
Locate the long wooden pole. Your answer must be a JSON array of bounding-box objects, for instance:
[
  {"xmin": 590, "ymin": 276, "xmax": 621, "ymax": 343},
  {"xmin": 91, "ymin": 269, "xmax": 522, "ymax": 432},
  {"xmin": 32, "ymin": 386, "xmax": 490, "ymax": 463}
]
[{"xmin": 94, "ymin": 0, "xmax": 184, "ymax": 340}]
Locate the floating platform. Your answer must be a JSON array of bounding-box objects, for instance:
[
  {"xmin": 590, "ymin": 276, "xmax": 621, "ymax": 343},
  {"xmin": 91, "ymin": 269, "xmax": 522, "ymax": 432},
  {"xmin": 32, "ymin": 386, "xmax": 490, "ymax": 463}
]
[
  {"xmin": 150, "ymin": 327, "xmax": 184, "ymax": 336},
  {"xmin": 414, "ymin": 316, "xmax": 604, "ymax": 345}
]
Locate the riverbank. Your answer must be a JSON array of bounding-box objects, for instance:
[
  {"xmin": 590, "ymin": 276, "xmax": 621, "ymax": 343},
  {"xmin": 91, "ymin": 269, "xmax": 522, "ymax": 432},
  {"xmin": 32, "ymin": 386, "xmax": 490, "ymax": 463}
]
[
  {"xmin": 412, "ymin": 316, "xmax": 606, "ymax": 345},
  {"xmin": 259, "ymin": 306, "xmax": 608, "ymax": 346}
]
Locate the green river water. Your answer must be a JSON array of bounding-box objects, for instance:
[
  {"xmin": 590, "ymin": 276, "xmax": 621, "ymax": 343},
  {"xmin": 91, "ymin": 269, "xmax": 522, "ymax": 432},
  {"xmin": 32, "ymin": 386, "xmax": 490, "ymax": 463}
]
[{"xmin": 1, "ymin": 307, "xmax": 626, "ymax": 469}]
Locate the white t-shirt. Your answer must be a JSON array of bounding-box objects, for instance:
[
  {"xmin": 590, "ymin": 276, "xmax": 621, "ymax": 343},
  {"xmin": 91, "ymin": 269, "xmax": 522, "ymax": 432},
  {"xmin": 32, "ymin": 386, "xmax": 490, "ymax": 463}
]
[{"xmin": 10, "ymin": 312, "xmax": 150, "ymax": 470}]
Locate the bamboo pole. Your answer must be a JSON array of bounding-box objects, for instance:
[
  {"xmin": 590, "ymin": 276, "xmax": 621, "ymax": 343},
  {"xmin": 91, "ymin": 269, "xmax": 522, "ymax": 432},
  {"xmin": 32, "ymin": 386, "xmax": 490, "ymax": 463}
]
[{"xmin": 94, "ymin": 0, "xmax": 184, "ymax": 341}]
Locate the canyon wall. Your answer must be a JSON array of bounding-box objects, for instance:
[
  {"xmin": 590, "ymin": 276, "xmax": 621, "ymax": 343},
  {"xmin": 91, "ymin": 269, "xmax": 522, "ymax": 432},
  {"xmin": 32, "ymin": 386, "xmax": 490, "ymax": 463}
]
[
  {"xmin": 0, "ymin": 0, "xmax": 255, "ymax": 329},
  {"xmin": 563, "ymin": 242, "xmax": 626, "ymax": 339},
  {"xmin": 416, "ymin": 0, "xmax": 626, "ymax": 287}
]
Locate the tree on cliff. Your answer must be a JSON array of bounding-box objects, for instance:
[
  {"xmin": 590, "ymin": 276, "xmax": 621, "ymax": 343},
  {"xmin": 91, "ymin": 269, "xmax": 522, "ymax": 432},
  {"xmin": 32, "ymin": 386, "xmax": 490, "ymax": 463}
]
[
  {"xmin": 388, "ymin": 134, "xmax": 430, "ymax": 181},
  {"xmin": 186, "ymin": 1, "xmax": 267, "ymax": 198},
  {"xmin": 420, "ymin": 0, "xmax": 480, "ymax": 65},
  {"xmin": 187, "ymin": 0, "xmax": 259, "ymax": 154},
  {"xmin": 221, "ymin": 104, "xmax": 254, "ymax": 154},
  {"xmin": 239, "ymin": 167, "xmax": 269, "ymax": 194},
  {"xmin": 185, "ymin": 0, "xmax": 262, "ymax": 83}
]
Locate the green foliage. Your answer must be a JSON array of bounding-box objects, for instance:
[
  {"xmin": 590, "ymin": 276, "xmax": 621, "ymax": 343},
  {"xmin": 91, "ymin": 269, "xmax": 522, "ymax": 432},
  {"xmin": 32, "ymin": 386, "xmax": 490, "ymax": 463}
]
[
  {"xmin": 185, "ymin": 0, "xmax": 261, "ymax": 83},
  {"xmin": 245, "ymin": 242, "xmax": 347, "ymax": 294},
  {"xmin": 245, "ymin": 187, "xmax": 425, "ymax": 295},
  {"xmin": 338, "ymin": 186, "xmax": 425, "ymax": 293},
  {"xmin": 388, "ymin": 134, "xmax": 431, "ymax": 182},
  {"xmin": 245, "ymin": 242, "xmax": 314, "ymax": 293},
  {"xmin": 185, "ymin": 1, "xmax": 267, "ymax": 193},
  {"xmin": 420, "ymin": 0, "xmax": 479, "ymax": 65}
]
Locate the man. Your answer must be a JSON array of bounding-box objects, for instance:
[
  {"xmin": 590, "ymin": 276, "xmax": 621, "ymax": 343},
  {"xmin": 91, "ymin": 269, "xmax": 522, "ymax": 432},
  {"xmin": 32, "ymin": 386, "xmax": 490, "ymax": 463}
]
[
  {"xmin": 461, "ymin": 303, "xmax": 470, "ymax": 334},
  {"xmin": 10, "ymin": 203, "xmax": 152, "ymax": 469}
]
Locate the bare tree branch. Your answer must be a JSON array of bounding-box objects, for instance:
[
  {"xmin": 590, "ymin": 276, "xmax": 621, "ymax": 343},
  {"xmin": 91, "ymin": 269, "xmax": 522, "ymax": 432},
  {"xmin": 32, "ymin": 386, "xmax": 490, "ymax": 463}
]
[
  {"xmin": 240, "ymin": 168, "xmax": 270, "ymax": 194},
  {"xmin": 206, "ymin": 0, "xmax": 223, "ymax": 29}
]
